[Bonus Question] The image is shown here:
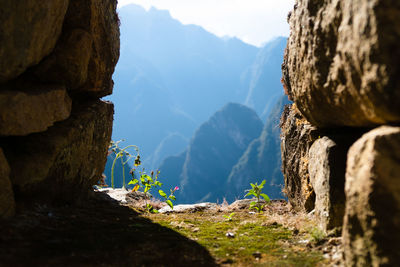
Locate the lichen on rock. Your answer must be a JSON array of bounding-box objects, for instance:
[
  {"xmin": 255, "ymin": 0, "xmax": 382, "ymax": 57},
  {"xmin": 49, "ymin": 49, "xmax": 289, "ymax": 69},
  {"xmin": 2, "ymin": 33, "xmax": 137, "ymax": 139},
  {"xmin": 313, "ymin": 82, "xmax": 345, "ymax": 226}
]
[{"xmin": 280, "ymin": 104, "xmax": 318, "ymax": 212}]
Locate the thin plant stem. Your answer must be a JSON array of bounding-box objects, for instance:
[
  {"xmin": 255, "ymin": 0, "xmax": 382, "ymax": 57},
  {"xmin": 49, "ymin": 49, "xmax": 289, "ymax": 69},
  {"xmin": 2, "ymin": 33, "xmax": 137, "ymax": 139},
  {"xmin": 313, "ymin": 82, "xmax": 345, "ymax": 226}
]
[
  {"xmin": 111, "ymin": 154, "xmax": 117, "ymax": 189},
  {"xmin": 121, "ymin": 156, "xmax": 125, "ymax": 189}
]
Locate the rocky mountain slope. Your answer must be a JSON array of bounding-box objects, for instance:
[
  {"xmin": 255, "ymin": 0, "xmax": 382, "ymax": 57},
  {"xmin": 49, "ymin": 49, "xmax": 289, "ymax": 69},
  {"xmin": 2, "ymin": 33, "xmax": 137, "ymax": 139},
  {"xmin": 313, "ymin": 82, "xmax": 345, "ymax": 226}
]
[
  {"xmin": 159, "ymin": 103, "xmax": 263, "ymax": 203},
  {"xmin": 244, "ymin": 37, "xmax": 287, "ymax": 121},
  {"xmin": 109, "ymin": 4, "xmax": 259, "ymax": 165},
  {"xmin": 226, "ymin": 95, "xmax": 290, "ymax": 202}
]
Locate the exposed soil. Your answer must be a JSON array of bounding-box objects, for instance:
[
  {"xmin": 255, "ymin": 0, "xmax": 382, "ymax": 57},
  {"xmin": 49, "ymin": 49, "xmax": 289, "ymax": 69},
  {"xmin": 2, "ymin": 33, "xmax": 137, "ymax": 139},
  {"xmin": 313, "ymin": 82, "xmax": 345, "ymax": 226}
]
[
  {"xmin": 0, "ymin": 191, "xmax": 342, "ymax": 266},
  {"xmin": 0, "ymin": 192, "xmax": 216, "ymax": 266}
]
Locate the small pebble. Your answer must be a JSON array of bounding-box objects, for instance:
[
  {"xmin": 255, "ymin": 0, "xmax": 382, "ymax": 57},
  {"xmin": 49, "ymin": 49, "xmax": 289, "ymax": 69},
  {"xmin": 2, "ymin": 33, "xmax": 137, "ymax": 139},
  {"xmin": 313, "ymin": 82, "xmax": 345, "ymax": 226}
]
[
  {"xmin": 252, "ymin": 251, "xmax": 262, "ymax": 259},
  {"xmin": 226, "ymin": 232, "xmax": 235, "ymax": 238}
]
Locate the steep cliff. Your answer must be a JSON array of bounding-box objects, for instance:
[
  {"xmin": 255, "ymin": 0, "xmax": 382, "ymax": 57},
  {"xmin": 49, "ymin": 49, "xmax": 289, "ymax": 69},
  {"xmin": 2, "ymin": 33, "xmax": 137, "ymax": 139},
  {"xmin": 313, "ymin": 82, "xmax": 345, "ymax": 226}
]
[
  {"xmin": 226, "ymin": 95, "xmax": 290, "ymax": 202},
  {"xmin": 282, "ymin": 0, "xmax": 400, "ymax": 265},
  {"xmin": 158, "ymin": 103, "xmax": 263, "ymax": 204},
  {"xmin": 0, "ymin": 0, "xmax": 119, "ymax": 217}
]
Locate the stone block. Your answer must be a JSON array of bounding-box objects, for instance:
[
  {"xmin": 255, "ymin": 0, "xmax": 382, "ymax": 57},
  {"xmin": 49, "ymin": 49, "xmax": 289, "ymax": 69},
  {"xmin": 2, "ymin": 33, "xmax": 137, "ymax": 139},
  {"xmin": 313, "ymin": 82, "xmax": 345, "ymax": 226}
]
[
  {"xmin": 0, "ymin": 85, "xmax": 71, "ymax": 136},
  {"xmin": 0, "ymin": 0, "xmax": 69, "ymax": 82},
  {"xmin": 343, "ymin": 126, "xmax": 400, "ymax": 266}
]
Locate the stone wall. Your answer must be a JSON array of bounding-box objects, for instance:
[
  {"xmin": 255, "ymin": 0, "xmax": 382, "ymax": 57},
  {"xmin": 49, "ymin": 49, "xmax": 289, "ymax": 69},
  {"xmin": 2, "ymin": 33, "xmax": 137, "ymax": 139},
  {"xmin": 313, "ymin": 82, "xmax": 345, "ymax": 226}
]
[
  {"xmin": 281, "ymin": 0, "xmax": 400, "ymax": 265},
  {"xmin": 0, "ymin": 0, "xmax": 119, "ymax": 218}
]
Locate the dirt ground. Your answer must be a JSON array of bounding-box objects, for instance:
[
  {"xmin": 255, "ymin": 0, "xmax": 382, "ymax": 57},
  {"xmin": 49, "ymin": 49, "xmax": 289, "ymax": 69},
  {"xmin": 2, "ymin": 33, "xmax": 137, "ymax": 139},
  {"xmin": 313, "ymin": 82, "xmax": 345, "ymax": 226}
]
[
  {"xmin": 0, "ymin": 192, "xmax": 216, "ymax": 266},
  {"xmin": 0, "ymin": 191, "xmax": 342, "ymax": 266}
]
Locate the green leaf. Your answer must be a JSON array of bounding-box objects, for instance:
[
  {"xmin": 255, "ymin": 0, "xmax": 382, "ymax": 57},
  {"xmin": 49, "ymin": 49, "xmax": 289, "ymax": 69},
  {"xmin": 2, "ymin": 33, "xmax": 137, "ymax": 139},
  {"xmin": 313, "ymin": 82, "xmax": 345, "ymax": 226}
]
[
  {"xmin": 244, "ymin": 191, "xmax": 255, "ymax": 197},
  {"xmin": 169, "ymin": 195, "xmax": 176, "ymax": 201},
  {"xmin": 166, "ymin": 200, "xmax": 173, "ymax": 209},
  {"xmin": 250, "ymin": 201, "xmax": 257, "ymax": 207},
  {"xmin": 260, "ymin": 193, "xmax": 270, "ymax": 202},
  {"xmin": 155, "ymin": 181, "xmax": 162, "ymax": 187},
  {"xmin": 142, "ymin": 174, "xmax": 152, "ymax": 182},
  {"xmin": 260, "ymin": 180, "xmax": 266, "ymax": 187},
  {"xmin": 158, "ymin": 189, "xmax": 167, "ymax": 198},
  {"xmin": 128, "ymin": 179, "xmax": 138, "ymax": 185}
]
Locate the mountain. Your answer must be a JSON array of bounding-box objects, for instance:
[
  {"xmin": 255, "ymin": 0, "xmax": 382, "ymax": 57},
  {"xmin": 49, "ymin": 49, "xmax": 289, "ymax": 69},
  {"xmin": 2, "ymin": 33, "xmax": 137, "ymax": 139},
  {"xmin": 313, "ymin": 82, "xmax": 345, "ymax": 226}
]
[
  {"xmin": 145, "ymin": 132, "xmax": 188, "ymax": 170},
  {"xmin": 159, "ymin": 103, "xmax": 263, "ymax": 203},
  {"xmin": 157, "ymin": 151, "xmax": 186, "ymax": 196},
  {"xmin": 108, "ymin": 4, "xmax": 260, "ymax": 165},
  {"xmin": 226, "ymin": 95, "xmax": 291, "ymax": 202},
  {"xmin": 245, "ymin": 37, "xmax": 287, "ymax": 121}
]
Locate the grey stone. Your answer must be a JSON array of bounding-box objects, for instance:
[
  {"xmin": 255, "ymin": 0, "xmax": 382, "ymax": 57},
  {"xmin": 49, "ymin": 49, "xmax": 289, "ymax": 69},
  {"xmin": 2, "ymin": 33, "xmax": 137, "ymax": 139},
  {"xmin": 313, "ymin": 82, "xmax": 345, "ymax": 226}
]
[
  {"xmin": 343, "ymin": 126, "xmax": 400, "ymax": 266},
  {"xmin": 308, "ymin": 136, "xmax": 347, "ymax": 231}
]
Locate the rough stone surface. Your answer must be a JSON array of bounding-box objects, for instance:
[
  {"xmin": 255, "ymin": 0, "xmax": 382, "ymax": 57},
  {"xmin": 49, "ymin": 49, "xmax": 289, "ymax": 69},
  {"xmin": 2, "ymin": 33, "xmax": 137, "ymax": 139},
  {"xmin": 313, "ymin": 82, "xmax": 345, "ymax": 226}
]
[
  {"xmin": 280, "ymin": 104, "xmax": 318, "ymax": 211},
  {"xmin": 58, "ymin": 0, "xmax": 120, "ymax": 96},
  {"xmin": 308, "ymin": 136, "xmax": 352, "ymax": 232},
  {"xmin": 159, "ymin": 203, "xmax": 217, "ymax": 214},
  {"xmin": 0, "ymin": 0, "xmax": 119, "ymax": 214},
  {"xmin": 0, "ymin": 148, "xmax": 15, "ymax": 218},
  {"xmin": 283, "ymin": 0, "xmax": 400, "ymax": 127},
  {"xmin": 2, "ymin": 100, "xmax": 114, "ymax": 202},
  {"xmin": 0, "ymin": 85, "xmax": 72, "ymax": 136},
  {"xmin": 343, "ymin": 126, "xmax": 400, "ymax": 266},
  {"xmin": 0, "ymin": 0, "xmax": 69, "ymax": 82},
  {"xmin": 33, "ymin": 29, "xmax": 93, "ymax": 90}
]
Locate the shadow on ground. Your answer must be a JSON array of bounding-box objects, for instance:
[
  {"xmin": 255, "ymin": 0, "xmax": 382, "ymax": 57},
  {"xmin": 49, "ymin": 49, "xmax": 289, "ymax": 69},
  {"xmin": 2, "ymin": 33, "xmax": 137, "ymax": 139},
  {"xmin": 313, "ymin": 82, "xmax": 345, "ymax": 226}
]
[{"xmin": 0, "ymin": 192, "xmax": 217, "ymax": 266}]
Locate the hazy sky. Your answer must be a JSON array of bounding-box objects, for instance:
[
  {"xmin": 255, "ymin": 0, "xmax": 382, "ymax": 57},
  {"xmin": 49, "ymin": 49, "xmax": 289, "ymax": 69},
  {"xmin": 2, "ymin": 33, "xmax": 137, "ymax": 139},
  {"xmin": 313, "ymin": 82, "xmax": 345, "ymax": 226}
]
[{"xmin": 117, "ymin": 0, "xmax": 294, "ymax": 47}]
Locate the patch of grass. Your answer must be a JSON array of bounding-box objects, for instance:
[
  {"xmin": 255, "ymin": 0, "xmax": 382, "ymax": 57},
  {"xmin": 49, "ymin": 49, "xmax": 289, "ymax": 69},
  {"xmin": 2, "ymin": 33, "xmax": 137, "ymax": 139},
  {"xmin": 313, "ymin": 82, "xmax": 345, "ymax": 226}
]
[
  {"xmin": 308, "ymin": 226, "xmax": 326, "ymax": 244},
  {"xmin": 147, "ymin": 211, "xmax": 324, "ymax": 266}
]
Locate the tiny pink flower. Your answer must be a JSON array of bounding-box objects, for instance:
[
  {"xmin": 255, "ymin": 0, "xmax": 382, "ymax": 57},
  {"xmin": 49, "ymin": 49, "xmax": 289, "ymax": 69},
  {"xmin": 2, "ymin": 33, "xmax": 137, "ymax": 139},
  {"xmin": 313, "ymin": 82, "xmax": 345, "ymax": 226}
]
[{"xmin": 174, "ymin": 186, "xmax": 180, "ymax": 191}]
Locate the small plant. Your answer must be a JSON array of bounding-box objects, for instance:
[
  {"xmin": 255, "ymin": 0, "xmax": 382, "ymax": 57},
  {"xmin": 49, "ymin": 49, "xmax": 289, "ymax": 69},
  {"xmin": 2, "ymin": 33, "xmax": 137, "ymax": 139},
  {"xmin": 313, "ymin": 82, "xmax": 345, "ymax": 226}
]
[
  {"xmin": 129, "ymin": 169, "xmax": 163, "ymax": 213},
  {"xmin": 223, "ymin": 212, "xmax": 235, "ymax": 221},
  {"xmin": 158, "ymin": 186, "xmax": 179, "ymax": 210},
  {"xmin": 109, "ymin": 140, "xmax": 178, "ymax": 213},
  {"xmin": 108, "ymin": 140, "xmax": 139, "ymax": 189},
  {"xmin": 244, "ymin": 180, "xmax": 270, "ymax": 213},
  {"xmin": 309, "ymin": 227, "xmax": 326, "ymax": 244}
]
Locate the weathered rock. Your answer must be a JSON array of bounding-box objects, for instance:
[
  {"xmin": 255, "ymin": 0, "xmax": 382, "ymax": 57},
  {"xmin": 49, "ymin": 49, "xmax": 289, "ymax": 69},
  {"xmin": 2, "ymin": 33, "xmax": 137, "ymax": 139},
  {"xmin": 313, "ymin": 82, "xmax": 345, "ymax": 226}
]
[
  {"xmin": 0, "ymin": 148, "xmax": 15, "ymax": 218},
  {"xmin": 58, "ymin": 0, "xmax": 120, "ymax": 96},
  {"xmin": 33, "ymin": 29, "xmax": 93, "ymax": 90},
  {"xmin": 0, "ymin": 85, "xmax": 72, "ymax": 136},
  {"xmin": 343, "ymin": 126, "xmax": 400, "ymax": 266},
  {"xmin": 3, "ymin": 100, "xmax": 114, "ymax": 201},
  {"xmin": 158, "ymin": 202, "xmax": 217, "ymax": 213},
  {"xmin": 284, "ymin": 0, "xmax": 400, "ymax": 127},
  {"xmin": 308, "ymin": 135, "xmax": 357, "ymax": 232},
  {"xmin": 280, "ymin": 104, "xmax": 318, "ymax": 211},
  {"xmin": 0, "ymin": 0, "xmax": 69, "ymax": 82}
]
